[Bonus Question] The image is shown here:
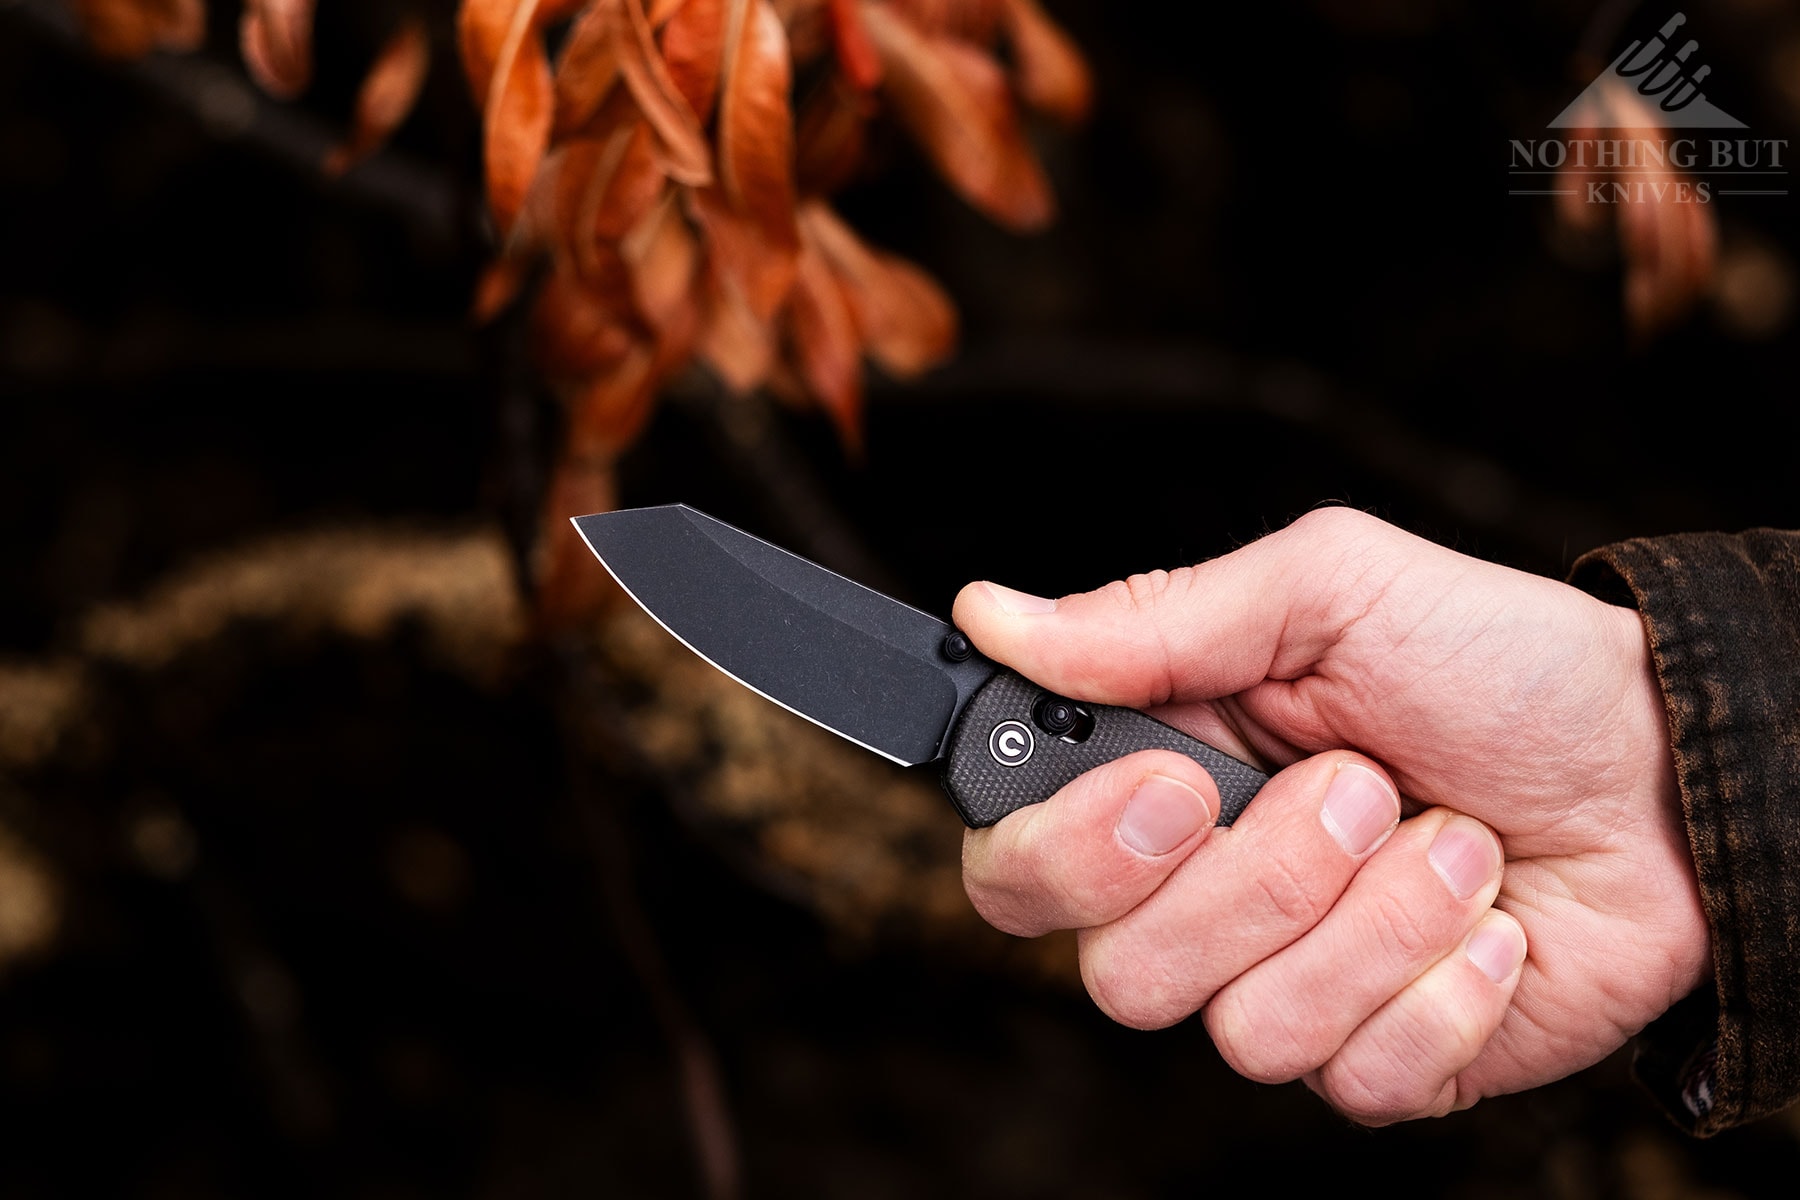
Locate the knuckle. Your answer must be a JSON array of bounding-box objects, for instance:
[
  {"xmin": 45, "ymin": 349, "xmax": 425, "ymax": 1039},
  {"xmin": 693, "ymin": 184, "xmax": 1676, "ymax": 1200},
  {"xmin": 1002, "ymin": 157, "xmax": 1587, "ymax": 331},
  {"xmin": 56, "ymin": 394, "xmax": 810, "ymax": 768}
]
[
  {"xmin": 1079, "ymin": 573, "xmax": 1194, "ymax": 702},
  {"xmin": 1251, "ymin": 852, "xmax": 1333, "ymax": 932},
  {"xmin": 1434, "ymin": 993, "xmax": 1493, "ymax": 1069},
  {"xmin": 1098, "ymin": 568, "xmax": 1199, "ymax": 619},
  {"xmin": 1057, "ymin": 873, "xmax": 1130, "ymax": 927},
  {"xmin": 1316, "ymin": 1000, "xmax": 1481, "ymax": 1126},
  {"xmin": 965, "ymin": 783, "xmax": 1176, "ymax": 935},
  {"xmin": 1365, "ymin": 889, "xmax": 1445, "ymax": 965},
  {"xmin": 1287, "ymin": 506, "xmax": 1395, "ymax": 577},
  {"xmin": 1315, "ymin": 1056, "xmax": 1440, "ymax": 1127},
  {"xmin": 1080, "ymin": 934, "xmax": 1192, "ymax": 1031},
  {"xmin": 960, "ymin": 864, "xmax": 1037, "ymax": 936},
  {"xmin": 962, "ymin": 880, "xmax": 1035, "ymax": 937},
  {"xmin": 1281, "ymin": 508, "xmax": 1406, "ymax": 636},
  {"xmin": 1017, "ymin": 823, "xmax": 1116, "ymax": 926},
  {"xmin": 1203, "ymin": 989, "xmax": 1320, "ymax": 1085},
  {"xmin": 962, "ymin": 837, "xmax": 1050, "ymax": 936},
  {"xmin": 1290, "ymin": 504, "xmax": 1378, "ymax": 544},
  {"xmin": 1102, "ymin": 569, "xmax": 1171, "ymax": 615}
]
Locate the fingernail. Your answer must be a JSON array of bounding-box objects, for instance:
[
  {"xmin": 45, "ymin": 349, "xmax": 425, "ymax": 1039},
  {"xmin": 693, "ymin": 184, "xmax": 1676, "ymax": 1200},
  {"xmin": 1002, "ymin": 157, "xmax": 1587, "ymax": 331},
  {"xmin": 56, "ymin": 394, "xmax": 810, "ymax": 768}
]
[
  {"xmin": 1319, "ymin": 763, "xmax": 1399, "ymax": 856},
  {"xmin": 1117, "ymin": 774, "xmax": 1211, "ymax": 856},
  {"xmin": 1465, "ymin": 915, "xmax": 1526, "ymax": 984},
  {"xmin": 1429, "ymin": 819, "xmax": 1501, "ymax": 901},
  {"xmin": 982, "ymin": 582, "xmax": 1057, "ymax": 615}
]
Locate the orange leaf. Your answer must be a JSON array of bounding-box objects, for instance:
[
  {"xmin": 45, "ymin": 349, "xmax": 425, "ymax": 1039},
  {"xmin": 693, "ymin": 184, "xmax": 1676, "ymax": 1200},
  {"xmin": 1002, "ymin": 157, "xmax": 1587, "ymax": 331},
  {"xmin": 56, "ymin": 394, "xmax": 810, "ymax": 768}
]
[
  {"xmin": 459, "ymin": 0, "xmax": 506, "ymax": 108},
  {"xmin": 470, "ymin": 256, "xmax": 531, "ymax": 323},
  {"xmin": 785, "ymin": 237, "xmax": 864, "ymax": 453},
  {"xmin": 323, "ymin": 17, "xmax": 431, "ymax": 177},
  {"xmin": 659, "ymin": 0, "xmax": 726, "ymax": 123},
  {"xmin": 888, "ymin": 0, "xmax": 1004, "ymax": 46},
  {"xmin": 461, "ymin": 0, "xmax": 555, "ymax": 238},
  {"xmin": 163, "ymin": 0, "xmax": 205, "ymax": 48},
  {"xmin": 826, "ymin": 0, "xmax": 882, "ymax": 91},
  {"xmin": 862, "ymin": 3, "xmax": 1053, "ymax": 232},
  {"xmin": 571, "ymin": 121, "xmax": 668, "ymax": 299},
  {"xmin": 533, "ymin": 451, "xmax": 624, "ymax": 631},
  {"xmin": 552, "ymin": 0, "xmax": 623, "ymax": 138},
  {"xmin": 688, "ymin": 185, "xmax": 795, "ymax": 324},
  {"xmin": 1555, "ymin": 81, "xmax": 1719, "ymax": 339},
  {"xmin": 717, "ymin": 0, "xmax": 800, "ymax": 257},
  {"xmin": 998, "ymin": 0, "xmax": 1091, "ymax": 124},
  {"xmin": 565, "ymin": 340, "xmax": 660, "ymax": 456},
  {"xmin": 1621, "ymin": 181, "xmax": 1717, "ymax": 339},
  {"xmin": 694, "ymin": 258, "xmax": 774, "ymax": 392},
  {"xmin": 531, "ymin": 264, "xmax": 639, "ymax": 379},
  {"xmin": 615, "ymin": 0, "xmax": 715, "ymax": 185},
  {"xmin": 587, "ymin": 120, "xmax": 669, "ymax": 241},
  {"xmin": 563, "ymin": 289, "xmax": 697, "ymax": 460},
  {"xmin": 798, "ymin": 200, "xmax": 955, "ymax": 376},
  {"xmin": 520, "ymin": 121, "xmax": 667, "ymax": 276},
  {"xmin": 74, "ymin": 0, "xmax": 204, "ymax": 59},
  {"xmin": 772, "ymin": 0, "xmax": 830, "ymax": 64},
  {"xmin": 795, "ymin": 74, "xmax": 871, "ymax": 196},
  {"xmin": 241, "ymin": 0, "xmax": 315, "ymax": 99},
  {"xmin": 621, "ymin": 190, "xmax": 702, "ymax": 334}
]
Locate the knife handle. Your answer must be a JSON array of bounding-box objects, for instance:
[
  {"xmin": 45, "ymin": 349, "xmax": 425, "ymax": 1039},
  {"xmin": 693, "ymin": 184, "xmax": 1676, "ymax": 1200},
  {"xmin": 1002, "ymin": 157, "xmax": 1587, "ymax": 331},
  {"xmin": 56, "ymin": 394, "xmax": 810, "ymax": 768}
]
[{"xmin": 940, "ymin": 669, "xmax": 1268, "ymax": 829}]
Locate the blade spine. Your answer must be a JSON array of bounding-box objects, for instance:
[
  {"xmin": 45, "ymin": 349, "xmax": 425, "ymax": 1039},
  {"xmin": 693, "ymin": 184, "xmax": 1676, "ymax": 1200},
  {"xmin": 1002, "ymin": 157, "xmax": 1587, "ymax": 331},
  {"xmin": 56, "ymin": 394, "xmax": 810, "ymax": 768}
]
[
  {"xmin": 569, "ymin": 515, "xmax": 926, "ymax": 768},
  {"xmin": 671, "ymin": 503, "xmax": 953, "ymax": 630}
]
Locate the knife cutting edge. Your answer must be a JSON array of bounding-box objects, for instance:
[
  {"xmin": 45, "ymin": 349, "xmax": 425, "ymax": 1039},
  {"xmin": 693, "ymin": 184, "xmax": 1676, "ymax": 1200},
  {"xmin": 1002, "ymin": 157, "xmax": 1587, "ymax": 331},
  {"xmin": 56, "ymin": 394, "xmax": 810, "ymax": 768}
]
[{"xmin": 572, "ymin": 505, "xmax": 1268, "ymax": 828}]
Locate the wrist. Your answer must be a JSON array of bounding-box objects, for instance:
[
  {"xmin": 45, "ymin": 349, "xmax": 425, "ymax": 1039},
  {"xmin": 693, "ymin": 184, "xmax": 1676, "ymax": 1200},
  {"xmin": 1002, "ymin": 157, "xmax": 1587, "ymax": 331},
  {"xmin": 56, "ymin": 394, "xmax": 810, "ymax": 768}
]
[{"xmin": 1608, "ymin": 602, "xmax": 1713, "ymax": 1000}]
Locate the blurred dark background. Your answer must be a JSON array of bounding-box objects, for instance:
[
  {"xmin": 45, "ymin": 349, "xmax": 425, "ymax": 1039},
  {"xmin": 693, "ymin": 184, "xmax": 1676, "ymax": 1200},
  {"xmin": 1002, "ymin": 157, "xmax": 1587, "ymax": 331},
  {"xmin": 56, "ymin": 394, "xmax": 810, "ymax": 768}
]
[{"xmin": 3, "ymin": 0, "xmax": 1798, "ymax": 1196}]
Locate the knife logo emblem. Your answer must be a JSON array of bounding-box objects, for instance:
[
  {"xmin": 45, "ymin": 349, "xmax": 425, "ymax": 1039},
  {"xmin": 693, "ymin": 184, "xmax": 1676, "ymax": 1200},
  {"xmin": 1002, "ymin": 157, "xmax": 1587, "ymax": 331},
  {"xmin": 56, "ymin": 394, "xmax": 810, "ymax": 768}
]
[{"xmin": 988, "ymin": 721, "xmax": 1035, "ymax": 767}]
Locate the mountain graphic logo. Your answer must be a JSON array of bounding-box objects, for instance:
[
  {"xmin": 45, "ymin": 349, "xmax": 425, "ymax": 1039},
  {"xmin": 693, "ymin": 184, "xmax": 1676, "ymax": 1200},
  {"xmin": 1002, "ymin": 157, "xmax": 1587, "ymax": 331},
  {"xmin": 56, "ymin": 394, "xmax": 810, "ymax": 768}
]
[{"xmin": 1549, "ymin": 12, "xmax": 1745, "ymax": 128}]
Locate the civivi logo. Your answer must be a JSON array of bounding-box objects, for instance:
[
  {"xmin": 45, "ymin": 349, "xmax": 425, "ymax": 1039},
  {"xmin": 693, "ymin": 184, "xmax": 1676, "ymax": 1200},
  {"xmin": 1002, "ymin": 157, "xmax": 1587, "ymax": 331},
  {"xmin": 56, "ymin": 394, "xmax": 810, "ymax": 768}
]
[{"xmin": 988, "ymin": 720, "xmax": 1035, "ymax": 768}]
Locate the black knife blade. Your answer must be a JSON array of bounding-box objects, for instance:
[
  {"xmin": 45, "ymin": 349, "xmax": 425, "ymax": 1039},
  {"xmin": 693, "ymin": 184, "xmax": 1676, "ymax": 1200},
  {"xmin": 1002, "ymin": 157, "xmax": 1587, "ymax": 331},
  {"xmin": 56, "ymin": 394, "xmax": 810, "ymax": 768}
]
[{"xmin": 573, "ymin": 505, "xmax": 1268, "ymax": 828}]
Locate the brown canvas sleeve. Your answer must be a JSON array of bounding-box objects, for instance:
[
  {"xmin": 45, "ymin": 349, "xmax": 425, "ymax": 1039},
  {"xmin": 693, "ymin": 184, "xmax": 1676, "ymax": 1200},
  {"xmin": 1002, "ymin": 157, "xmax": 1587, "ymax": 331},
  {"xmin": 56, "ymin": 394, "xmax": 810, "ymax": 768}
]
[{"xmin": 1569, "ymin": 530, "xmax": 1800, "ymax": 1135}]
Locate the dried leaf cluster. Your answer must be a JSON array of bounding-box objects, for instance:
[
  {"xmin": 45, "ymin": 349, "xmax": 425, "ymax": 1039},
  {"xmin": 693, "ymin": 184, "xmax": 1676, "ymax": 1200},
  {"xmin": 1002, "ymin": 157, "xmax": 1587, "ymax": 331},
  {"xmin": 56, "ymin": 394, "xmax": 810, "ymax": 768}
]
[
  {"xmin": 67, "ymin": 0, "xmax": 1093, "ymax": 624},
  {"xmin": 456, "ymin": 0, "xmax": 1092, "ymax": 622},
  {"xmin": 460, "ymin": 0, "xmax": 1090, "ymax": 462}
]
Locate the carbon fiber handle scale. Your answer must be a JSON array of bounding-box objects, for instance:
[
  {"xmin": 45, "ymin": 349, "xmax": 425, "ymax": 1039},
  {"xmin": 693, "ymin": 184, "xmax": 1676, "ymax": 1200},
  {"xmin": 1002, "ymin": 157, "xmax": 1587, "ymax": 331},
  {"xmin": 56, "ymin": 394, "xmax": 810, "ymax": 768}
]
[{"xmin": 940, "ymin": 670, "xmax": 1269, "ymax": 829}]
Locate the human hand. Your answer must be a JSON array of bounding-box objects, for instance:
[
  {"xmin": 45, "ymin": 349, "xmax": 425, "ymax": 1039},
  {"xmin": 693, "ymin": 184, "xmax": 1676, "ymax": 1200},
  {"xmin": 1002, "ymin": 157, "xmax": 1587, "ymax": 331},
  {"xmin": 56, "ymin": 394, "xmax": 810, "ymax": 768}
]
[{"xmin": 954, "ymin": 507, "xmax": 1710, "ymax": 1124}]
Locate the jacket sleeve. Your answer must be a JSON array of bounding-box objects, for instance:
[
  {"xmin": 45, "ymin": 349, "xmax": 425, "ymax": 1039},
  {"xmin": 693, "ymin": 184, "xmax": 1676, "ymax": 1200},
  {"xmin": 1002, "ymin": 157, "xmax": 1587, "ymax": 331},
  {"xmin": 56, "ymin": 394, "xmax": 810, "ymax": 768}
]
[{"xmin": 1568, "ymin": 530, "xmax": 1800, "ymax": 1136}]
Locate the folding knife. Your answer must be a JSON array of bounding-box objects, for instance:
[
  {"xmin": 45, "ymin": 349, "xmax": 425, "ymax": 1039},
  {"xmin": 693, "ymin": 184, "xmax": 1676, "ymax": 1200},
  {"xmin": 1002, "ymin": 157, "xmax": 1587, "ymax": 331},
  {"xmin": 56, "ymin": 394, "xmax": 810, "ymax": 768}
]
[{"xmin": 573, "ymin": 505, "xmax": 1268, "ymax": 828}]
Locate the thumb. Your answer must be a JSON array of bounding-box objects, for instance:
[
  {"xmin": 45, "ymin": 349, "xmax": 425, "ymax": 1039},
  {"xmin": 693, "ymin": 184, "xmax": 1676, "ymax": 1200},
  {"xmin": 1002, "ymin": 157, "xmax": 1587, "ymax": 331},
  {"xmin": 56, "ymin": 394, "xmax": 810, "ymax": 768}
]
[{"xmin": 950, "ymin": 508, "xmax": 1393, "ymax": 708}]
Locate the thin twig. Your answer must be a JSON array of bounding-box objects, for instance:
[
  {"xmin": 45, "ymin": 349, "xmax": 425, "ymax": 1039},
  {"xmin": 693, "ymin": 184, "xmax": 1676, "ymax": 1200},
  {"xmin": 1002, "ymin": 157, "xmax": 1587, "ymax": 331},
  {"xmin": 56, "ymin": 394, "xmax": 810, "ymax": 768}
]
[{"xmin": 554, "ymin": 643, "xmax": 744, "ymax": 1200}]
